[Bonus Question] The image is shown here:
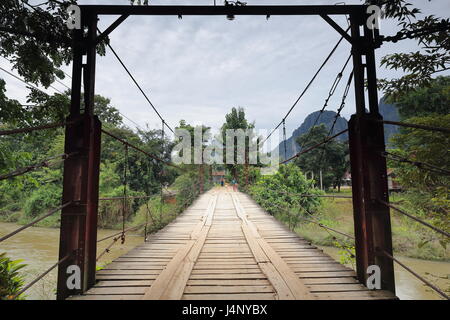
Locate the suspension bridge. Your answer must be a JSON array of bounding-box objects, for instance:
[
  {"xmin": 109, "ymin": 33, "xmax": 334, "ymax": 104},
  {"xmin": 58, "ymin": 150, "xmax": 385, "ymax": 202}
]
[{"xmin": 0, "ymin": 4, "xmax": 449, "ymax": 300}]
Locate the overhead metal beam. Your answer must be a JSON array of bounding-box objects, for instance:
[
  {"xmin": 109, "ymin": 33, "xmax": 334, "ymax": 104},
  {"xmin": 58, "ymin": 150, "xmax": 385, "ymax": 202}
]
[
  {"xmin": 320, "ymin": 14, "xmax": 353, "ymax": 44},
  {"xmin": 96, "ymin": 14, "xmax": 129, "ymax": 45},
  {"xmin": 79, "ymin": 5, "xmax": 367, "ymax": 16}
]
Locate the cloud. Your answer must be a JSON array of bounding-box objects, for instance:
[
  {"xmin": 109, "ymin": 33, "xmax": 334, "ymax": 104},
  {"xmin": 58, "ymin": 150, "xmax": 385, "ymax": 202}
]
[{"xmin": 1, "ymin": 0, "xmax": 449, "ymax": 137}]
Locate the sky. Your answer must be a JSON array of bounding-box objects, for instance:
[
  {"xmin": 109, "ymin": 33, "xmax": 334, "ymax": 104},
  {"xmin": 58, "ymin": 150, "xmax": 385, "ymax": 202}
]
[{"xmin": 1, "ymin": 0, "xmax": 449, "ymax": 146}]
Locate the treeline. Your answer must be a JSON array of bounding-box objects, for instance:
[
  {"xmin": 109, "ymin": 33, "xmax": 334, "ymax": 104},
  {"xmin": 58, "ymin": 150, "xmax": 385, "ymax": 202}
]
[
  {"xmin": 385, "ymin": 76, "xmax": 450, "ymax": 248},
  {"xmin": 0, "ymin": 92, "xmax": 183, "ymax": 229}
]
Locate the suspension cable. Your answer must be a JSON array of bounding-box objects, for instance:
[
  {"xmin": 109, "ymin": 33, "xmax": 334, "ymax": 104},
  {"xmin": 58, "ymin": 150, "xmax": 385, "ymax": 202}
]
[
  {"xmin": 96, "ymin": 236, "xmax": 120, "ymax": 262},
  {"xmin": 381, "ymin": 151, "xmax": 450, "ymax": 176},
  {"xmin": 144, "ymin": 160, "xmax": 154, "ymax": 240},
  {"xmin": 96, "ymin": 223, "xmax": 147, "ymax": 243},
  {"xmin": 296, "ymin": 53, "xmax": 352, "ymax": 153},
  {"xmin": 98, "ymin": 28, "xmax": 174, "ymax": 134},
  {"xmin": 377, "ymin": 120, "xmax": 450, "ymax": 134},
  {"xmin": 0, "ymin": 120, "xmax": 76, "ymax": 136},
  {"xmin": 144, "ymin": 201, "xmax": 151, "ymax": 241},
  {"xmin": 273, "ymin": 203, "xmax": 354, "ymax": 240},
  {"xmin": 121, "ymin": 144, "xmax": 129, "ymax": 244},
  {"xmin": 99, "ymin": 195, "xmax": 153, "ymax": 201},
  {"xmin": 0, "ymin": 202, "xmax": 72, "ymax": 243},
  {"xmin": 259, "ymin": 27, "xmax": 350, "ymax": 148},
  {"xmin": 277, "ymin": 190, "xmax": 352, "ymax": 199},
  {"xmin": 0, "ymin": 65, "xmax": 63, "ymax": 94},
  {"xmin": 101, "ymin": 128, "xmax": 184, "ymax": 171},
  {"xmin": 378, "ymin": 199, "xmax": 450, "ymax": 238},
  {"xmin": 160, "ymin": 120, "xmax": 165, "ymax": 223},
  {"xmin": 381, "ymin": 250, "xmax": 449, "ymax": 300},
  {"xmin": 315, "ymin": 71, "xmax": 353, "ymax": 169},
  {"xmin": 0, "ymin": 153, "xmax": 75, "ymax": 181},
  {"xmin": 9, "ymin": 250, "xmax": 75, "ymax": 300},
  {"xmin": 272, "ymin": 201, "xmax": 354, "ymax": 262},
  {"xmin": 326, "ymin": 71, "xmax": 353, "ymax": 140},
  {"xmin": 280, "ymin": 129, "xmax": 348, "ymax": 165},
  {"xmin": 282, "ymin": 119, "xmax": 287, "ymax": 160}
]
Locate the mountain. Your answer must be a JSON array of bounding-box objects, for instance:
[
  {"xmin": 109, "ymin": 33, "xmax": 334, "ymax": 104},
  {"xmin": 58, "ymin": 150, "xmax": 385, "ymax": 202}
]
[
  {"xmin": 274, "ymin": 98, "xmax": 400, "ymax": 160},
  {"xmin": 275, "ymin": 110, "xmax": 348, "ymax": 161},
  {"xmin": 378, "ymin": 97, "xmax": 400, "ymax": 145}
]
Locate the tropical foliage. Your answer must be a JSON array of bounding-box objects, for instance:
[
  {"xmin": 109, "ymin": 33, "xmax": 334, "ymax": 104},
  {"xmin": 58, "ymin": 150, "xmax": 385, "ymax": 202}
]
[
  {"xmin": 0, "ymin": 252, "xmax": 26, "ymax": 300},
  {"xmin": 249, "ymin": 163, "xmax": 323, "ymax": 230}
]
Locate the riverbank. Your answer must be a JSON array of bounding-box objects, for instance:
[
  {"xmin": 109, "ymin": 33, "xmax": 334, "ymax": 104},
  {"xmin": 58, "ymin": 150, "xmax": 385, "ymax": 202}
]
[
  {"xmin": 294, "ymin": 188, "xmax": 449, "ymax": 261},
  {"xmin": 0, "ymin": 194, "xmax": 180, "ymax": 233}
]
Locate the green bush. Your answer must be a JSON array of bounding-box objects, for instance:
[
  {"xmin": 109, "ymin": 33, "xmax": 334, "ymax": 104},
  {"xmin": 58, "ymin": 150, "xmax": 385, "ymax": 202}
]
[
  {"xmin": 173, "ymin": 169, "xmax": 212, "ymax": 211},
  {"xmin": 0, "ymin": 253, "xmax": 27, "ymax": 300},
  {"xmin": 249, "ymin": 163, "xmax": 323, "ymax": 230},
  {"xmin": 23, "ymin": 184, "xmax": 60, "ymax": 218}
]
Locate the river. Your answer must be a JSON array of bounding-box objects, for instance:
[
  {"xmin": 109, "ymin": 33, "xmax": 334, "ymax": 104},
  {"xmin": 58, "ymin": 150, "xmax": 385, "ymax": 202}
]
[
  {"xmin": 320, "ymin": 246, "xmax": 449, "ymax": 300},
  {"xmin": 0, "ymin": 222, "xmax": 143, "ymax": 300},
  {"xmin": 0, "ymin": 222, "xmax": 448, "ymax": 300}
]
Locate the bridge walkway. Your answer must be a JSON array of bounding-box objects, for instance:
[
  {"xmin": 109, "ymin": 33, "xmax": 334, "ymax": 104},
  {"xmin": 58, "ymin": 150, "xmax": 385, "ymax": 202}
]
[{"xmin": 70, "ymin": 188, "xmax": 396, "ymax": 300}]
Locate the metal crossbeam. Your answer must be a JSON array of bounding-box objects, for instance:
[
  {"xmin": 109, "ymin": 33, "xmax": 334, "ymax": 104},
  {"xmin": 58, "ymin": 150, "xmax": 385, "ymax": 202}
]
[{"xmin": 79, "ymin": 5, "xmax": 367, "ymax": 16}]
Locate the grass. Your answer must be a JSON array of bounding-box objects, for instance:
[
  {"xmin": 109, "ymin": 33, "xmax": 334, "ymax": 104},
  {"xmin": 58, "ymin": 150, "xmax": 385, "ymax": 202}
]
[{"xmin": 293, "ymin": 188, "xmax": 449, "ymax": 262}]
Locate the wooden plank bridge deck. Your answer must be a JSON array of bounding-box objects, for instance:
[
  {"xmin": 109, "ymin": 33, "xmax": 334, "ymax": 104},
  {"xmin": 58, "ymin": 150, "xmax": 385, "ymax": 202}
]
[{"xmin": 70, "ymin": 188, "xmax": 396, "ymax": 300}]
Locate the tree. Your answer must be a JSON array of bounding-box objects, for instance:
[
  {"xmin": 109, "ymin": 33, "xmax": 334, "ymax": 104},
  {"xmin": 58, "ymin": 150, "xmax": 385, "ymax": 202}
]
[
  {"xmin": 174, "ymin": 120, "xmax": 211, "ymax": 191},
  {"xmin": 368, "ymin": 1, "xmax": 450, "ymax": 98},
  {"xmin": 294, "ymin": 124, "xmax": 349, "ymax": 191},
  {"xmin": 389, "ymin": 76, "xmax": 450, "ymax": 119},
  {"xmin": 0, "ymin": 0, "xmax": 107, "ymax": 124},
  {"xmin": 388, "ymin": 114, "xmax": 449, "ymax": 247},
  {"xmin": 220, "ymin": 107, "xmax": 255, "ymax": 183}
]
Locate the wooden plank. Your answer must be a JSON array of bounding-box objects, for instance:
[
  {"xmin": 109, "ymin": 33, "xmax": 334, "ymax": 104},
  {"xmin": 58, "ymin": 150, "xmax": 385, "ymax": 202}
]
[
  {"xmin": 308, "ymin": 284, "xmax": 368, "ymax": 292},
  {"xmin": 97, "ymin": 269, "xmax": 160, "ymax": 275},
  {"xmin": 189, "ymin": 273, "xmax": 267, "ymax": 280},
  {"xmin": 182, "ymin": 293, "xmax": 275, "ymax": 300},
  {"xmin": 194, "ymin": 264, "xmax": 261, "ymax": 269},
  {"xmin": 184, "ymin": 285, "xmax": 274, "ymax": 294},
  {"xmin": 230, "ymin": 193, "xmax": 313, "ymax": 300},
  {"xmin": 258, "ymin": 262, "xmax": 294, "ymax": 300},
  {"xmin": 303, "ymin": 277, "xmax": 359, "ymax": 285},
  {"xmin": 191, "ymin": 268, "xmax": 262, "ymax": 274},
  {"xmin": 160, "ymin": 196, "xmax": 218, "ymax": 299},
  {"xmin": 69, "ymin": 294, "xmax": 143, "ymax": 300},
  {"xmin": 187, "ymin": 279, "xmax": 271, "ymax": 286},
  {"xmin": 96, "ymin": 275, "xmax": 157, "ymax": 280},
  {"xmin": 87, "ymin": 286, "xmax": 147, "ymax": 295},
  {"xmin": 142, "ymin": 194, "xmax": 217, "ymax": 300},
  {"xmin": 140, "ymin": 239, "xmax": 195, "ymax": 299},
  {"xmin": 314, "ymin": 290, "xmax": 397, "ymax": 300},
  {"xmin": 95, "ymin": 280, "xmax": 153, "ymax": 287}
]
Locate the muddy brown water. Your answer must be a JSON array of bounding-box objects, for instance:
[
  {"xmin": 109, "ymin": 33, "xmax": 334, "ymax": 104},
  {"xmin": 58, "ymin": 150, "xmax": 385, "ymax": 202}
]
[
  {"xmin": 320, "ymin": 246, "xmax": 449, "ymax": 300},
  {"xmin": 0, "ymin": 222, "xmax": 448, "ymax": 300},
  {"xmin": 0, "ymin": 222, "xmax": 143, "ymax": 300}
]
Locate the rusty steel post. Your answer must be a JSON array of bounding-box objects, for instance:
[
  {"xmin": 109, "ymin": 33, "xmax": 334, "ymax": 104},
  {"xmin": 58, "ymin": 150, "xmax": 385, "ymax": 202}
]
[
  {"xmin": 57, "ymin": 13, "xmax": 101, "ymax": 300},
  {"xmin": 348, "ymin": 13, "xmax": 395, "ymax": 293},
  {"xmin": 83, "ymin": 13, "xmax": 100, "ymax": 290}
]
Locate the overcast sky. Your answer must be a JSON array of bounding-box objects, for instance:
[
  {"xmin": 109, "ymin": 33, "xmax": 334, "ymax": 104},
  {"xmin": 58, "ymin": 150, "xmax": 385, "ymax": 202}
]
[{"xmin": 1, "ymin": 0, "xmax": 449, "ymax": 145}]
